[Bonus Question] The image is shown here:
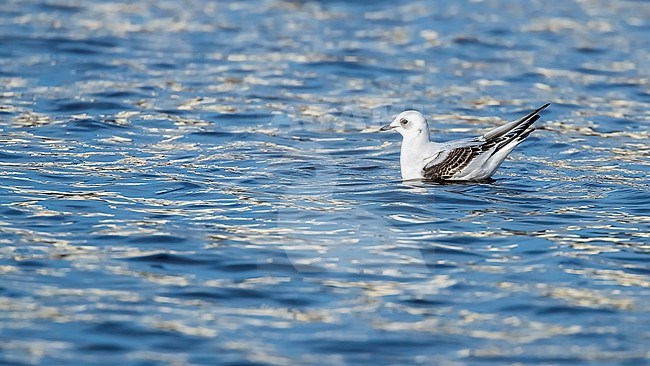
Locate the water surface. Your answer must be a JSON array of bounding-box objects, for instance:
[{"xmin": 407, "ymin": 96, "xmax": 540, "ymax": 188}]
[{"xmin": 1, "ymin": 0, "xmax": 649, "ymax": 365}]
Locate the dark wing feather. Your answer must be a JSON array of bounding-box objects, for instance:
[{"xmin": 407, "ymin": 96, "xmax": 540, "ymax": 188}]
[{"xmin": 423, "ymin": 142, "xmax": 497, "ymax": 180}]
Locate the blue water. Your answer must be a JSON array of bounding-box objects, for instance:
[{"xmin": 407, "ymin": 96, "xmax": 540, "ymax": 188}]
[{"xmin": 1, "ymin": 0, "xmax": 649, "ymax": 365}]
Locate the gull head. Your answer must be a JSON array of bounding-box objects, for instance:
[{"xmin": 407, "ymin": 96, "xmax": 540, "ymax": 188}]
[{"xmin": 379, "ymin": 110, "xmax": 428, "ymax": 140}]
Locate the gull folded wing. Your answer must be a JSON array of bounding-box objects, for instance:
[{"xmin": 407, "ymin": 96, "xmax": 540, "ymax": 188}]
[{"xmin": 423, "ymin": 103, "xmax": 550, "ymax": 181}]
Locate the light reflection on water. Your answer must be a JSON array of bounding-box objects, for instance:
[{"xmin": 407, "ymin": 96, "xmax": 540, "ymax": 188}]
[{"xmin": 1, "ymin": 0, "xmax": 650, "ymax": 365}]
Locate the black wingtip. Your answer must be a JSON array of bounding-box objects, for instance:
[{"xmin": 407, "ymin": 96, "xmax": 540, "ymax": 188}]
[
  {"xmin": 518, "ymin": 102, "xmax": 550, "ymax": 127},
  {"xmin": 537, "ymin": 102, "xmax": 551, "ymax": 112}
]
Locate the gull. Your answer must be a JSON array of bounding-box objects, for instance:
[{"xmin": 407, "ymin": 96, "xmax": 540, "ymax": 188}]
[{"xmin": 380, "ymin": 103, "xmax": 550, "ymax": 181}]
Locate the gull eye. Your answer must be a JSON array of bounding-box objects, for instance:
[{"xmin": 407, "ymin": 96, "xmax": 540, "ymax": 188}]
[{"xmin": 400, "ymin": 118, "xmax": 408, "ymax": 125}]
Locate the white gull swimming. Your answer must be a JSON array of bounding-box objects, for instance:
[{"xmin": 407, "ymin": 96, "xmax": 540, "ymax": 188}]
[{"xmin": 380, "ymin": 103, "xmax": 550, "ymax": 181}]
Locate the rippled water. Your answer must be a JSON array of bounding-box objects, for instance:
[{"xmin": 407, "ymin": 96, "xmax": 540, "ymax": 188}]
[{"xmin": 1, "ymin": 0, "xmax": 650, "ymax": 365}]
